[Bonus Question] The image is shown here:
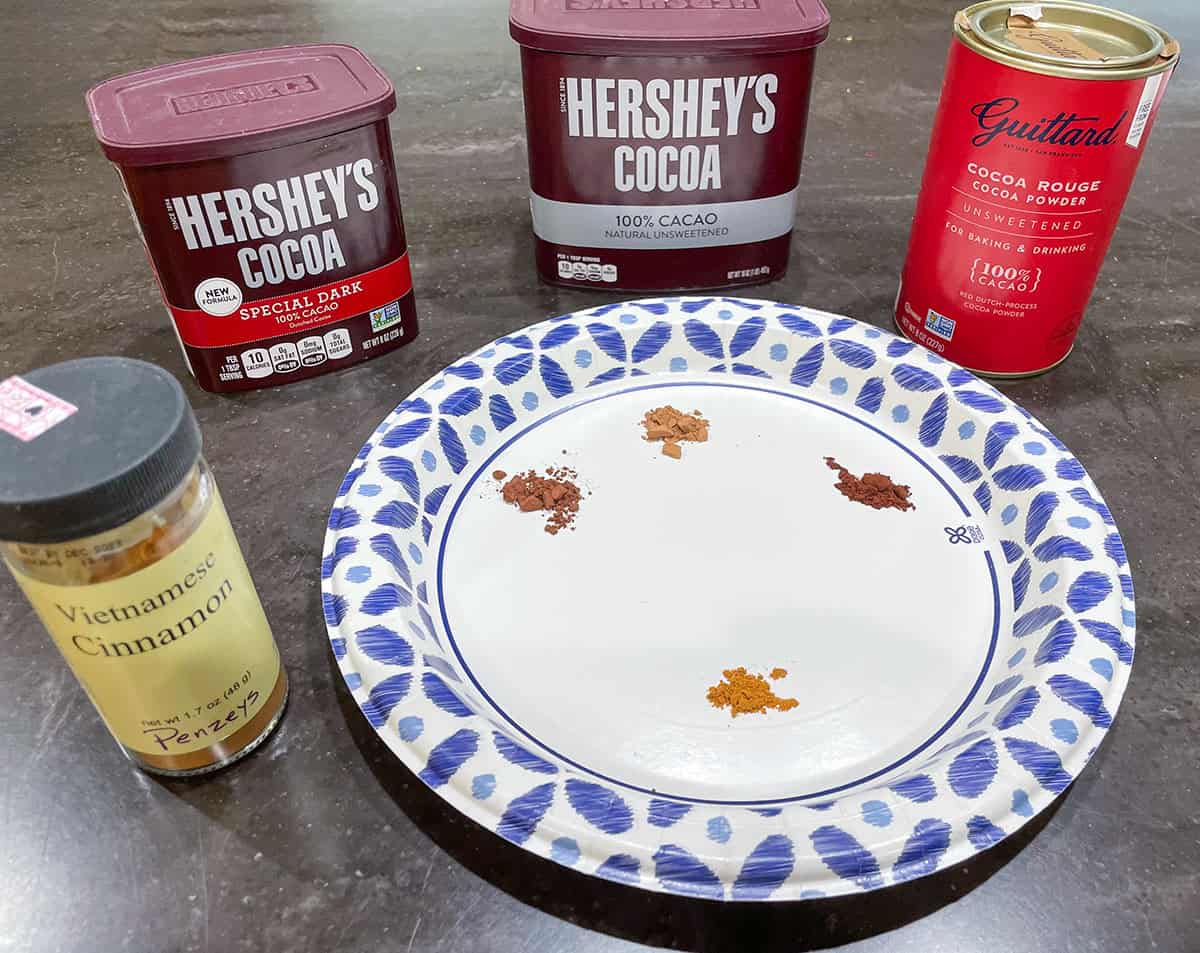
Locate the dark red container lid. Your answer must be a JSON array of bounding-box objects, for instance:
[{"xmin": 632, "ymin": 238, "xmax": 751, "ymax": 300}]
[
  {"xmin": 87, "ymin": 44, "xmax": 396, "ymax": 167},
  {"xmin": 510, "ymin": 0, "xmax": 830, "ymax": 56}
]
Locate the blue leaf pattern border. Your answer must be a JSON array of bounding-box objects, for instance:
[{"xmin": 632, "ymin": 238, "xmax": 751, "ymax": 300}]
[{"xmin": 321, "ymin": 297, "xmax": 1133, "ymax": 902}]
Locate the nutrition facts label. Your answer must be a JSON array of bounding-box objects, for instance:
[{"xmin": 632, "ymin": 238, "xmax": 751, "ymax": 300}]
[
  {"xmin": 235, "ymin": 327, "xmax": 356, "ymax": 381},
  {"xmin": 556, "ymin": 254, "xmax": 618, "ymax": 283}
]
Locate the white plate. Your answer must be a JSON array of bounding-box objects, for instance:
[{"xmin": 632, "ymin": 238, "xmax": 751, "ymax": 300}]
[{"xmin": 322, "ymin": 297, "xmax": 1133, "ymax": 900}]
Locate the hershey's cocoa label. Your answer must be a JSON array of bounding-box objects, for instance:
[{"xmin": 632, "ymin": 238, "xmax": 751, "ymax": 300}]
[
  {"xmin": 120, "ymin": 122, "xmax": 418, "ymax": 392},
  {"xmin": 563, "ymin": 75, "xmax": 778, "ymax": 193},
  {"xmin": 519, "ymin": 48, "xmax": 817, "ymax": 291}
]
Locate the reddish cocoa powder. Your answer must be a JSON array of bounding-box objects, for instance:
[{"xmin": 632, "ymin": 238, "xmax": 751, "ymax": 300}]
[
  {"xmin": 498, "ymin": 467, "xmax": 583, "ymax": 534},
  {"xmin": 824, "ymin": 457, "xmax": 915, "ymax": 512}
]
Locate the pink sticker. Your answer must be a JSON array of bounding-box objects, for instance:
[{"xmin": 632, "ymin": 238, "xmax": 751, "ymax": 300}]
[{"xmin": 0, "ymin": 376, "xmax": 78, "ymax": 442}]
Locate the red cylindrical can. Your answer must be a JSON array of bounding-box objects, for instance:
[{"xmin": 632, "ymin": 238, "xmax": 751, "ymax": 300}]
[
  {"xmin": 87, "ymin": 45, "xmax": 419, "ymax": 393},
  {"xmin": 895, "ymin": 2, "xmax": 1178, "ymax": 376},
  {"xmin": 510, "ymin": 0, "xmax": 830, "ymax": 293}
]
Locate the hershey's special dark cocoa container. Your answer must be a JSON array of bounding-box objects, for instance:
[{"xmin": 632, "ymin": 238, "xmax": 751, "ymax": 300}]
[
  {"xmin": 895, "ymin": 2, "xmax": 1178, "ymax": 376},
  {"xmin": 87, "ymin": 45, "xmax": 418, "ymax": 393},
  {"xmin": 510, "ymin": 0, "xmax": 830, "ymax": 292}
]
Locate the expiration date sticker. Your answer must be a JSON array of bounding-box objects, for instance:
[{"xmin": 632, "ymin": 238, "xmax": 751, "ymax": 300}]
[{"xmin": 0, "ymin": 376, "xmax": 78, "ymax": 442}]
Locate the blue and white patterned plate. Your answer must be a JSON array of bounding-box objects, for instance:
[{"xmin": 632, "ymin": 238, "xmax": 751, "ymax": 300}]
[{"xmin": 322, "ymin": 297, "xmax": 1133, "ymax": 901}]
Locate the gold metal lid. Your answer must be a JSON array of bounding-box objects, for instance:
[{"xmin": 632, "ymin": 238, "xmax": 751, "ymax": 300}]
[{"xmin": 955, "ymin": 1, "xmax": 1178, "ymax": 80}]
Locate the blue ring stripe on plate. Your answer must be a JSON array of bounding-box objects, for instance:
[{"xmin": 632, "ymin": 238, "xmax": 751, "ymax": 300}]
[{"xmin": 436, "ymin": 380, "xmax": 1002, "ymax": 805}]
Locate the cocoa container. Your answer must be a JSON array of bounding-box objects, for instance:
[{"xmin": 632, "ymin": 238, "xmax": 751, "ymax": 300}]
[
  {"xmin": 87, "ymin": 45, "xmax": 419, "ymax": 393},
  {"xmin": 510, "ymin": 0, "xmax": 830, "ymax": 292},
  {"xmin": 895, "ymin": 1, "xmax": 1178, "ymax": 376}
]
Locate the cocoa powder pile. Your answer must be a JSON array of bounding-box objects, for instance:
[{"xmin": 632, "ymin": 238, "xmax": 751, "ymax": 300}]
[
  {"xmin": 824, "ymin": 457, "xmax": 914, "ymax": 512},
  {"xmin": 496, "ymin": 467, "xmax": 583, "ymax": 534},
  {"xmin": 707, "ymin": 667, "xmax": 798, "ymax": 718},
  {"xmin": 642, "ymin": 405, "xmax": 709, "ymax": 460}
]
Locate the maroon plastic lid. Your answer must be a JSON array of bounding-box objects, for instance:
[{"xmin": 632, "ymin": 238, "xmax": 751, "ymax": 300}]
[
  {"xmin": 510, "ymin": 0, "xmax": 830, "ymax": 56},
  {"xmin": 86, "ymin": 44, "xmax": 396, "ymax": 167}
]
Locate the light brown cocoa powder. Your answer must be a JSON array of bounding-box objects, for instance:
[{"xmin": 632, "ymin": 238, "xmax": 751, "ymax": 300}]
[{"xmin": 641, "ymin": 405, "xmax": 709, "ymax": 460}]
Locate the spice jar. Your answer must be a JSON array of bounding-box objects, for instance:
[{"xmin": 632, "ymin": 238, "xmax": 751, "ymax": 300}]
[{"xmin": 0, "ymin": 358, "xmax": 287, "ymax": 775}]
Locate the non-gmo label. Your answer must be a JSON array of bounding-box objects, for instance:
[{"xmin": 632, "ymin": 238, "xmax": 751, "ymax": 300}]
[
  {"xmin": 369, "ymin": 300, "xmax": 403, "ymax": 332},
  {"xmin": 193, "ymin": 277, "xmax": 243, "ymax": 317},
  {"xmin": 925, "ymin": 310, "xmax": 957, "ymax": 341}
]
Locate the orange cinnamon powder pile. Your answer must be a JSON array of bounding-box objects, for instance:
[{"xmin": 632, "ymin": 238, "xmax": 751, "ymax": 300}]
[
  {"xmin": 642, "ymin": 405, "xmax": 709, "ymax": 460},
  {"xmin": 707, "ymin": 667, "xmax": 798, "ymax": 718},
  {"xmin": 498, "ymin": 467, "xmax": 583, "ymax": 535}
]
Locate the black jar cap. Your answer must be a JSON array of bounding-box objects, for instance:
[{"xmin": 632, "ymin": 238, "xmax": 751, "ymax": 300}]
[{"xmin": 0, "ymin": 357, "xmax": 202, "ymax": 544}]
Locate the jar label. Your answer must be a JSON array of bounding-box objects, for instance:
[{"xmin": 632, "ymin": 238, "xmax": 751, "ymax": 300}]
[{"xmin": 9, "ymin": 489, "xmax": 281, "ymax": 758}]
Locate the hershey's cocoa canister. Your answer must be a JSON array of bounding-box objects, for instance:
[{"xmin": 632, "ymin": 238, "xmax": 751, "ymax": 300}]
[
  {"xmin": 510, "ymin": 0, "xmax": 830, "ymax": 292},
  {"xmin": 895, "ymin": 2, "xmax": 1178, "ymax": 376},
  {"xmin": 87, "ymin": 45, "xmax": 419, "ymax": 393}
]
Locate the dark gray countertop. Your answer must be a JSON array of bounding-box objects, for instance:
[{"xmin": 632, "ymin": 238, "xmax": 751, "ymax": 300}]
[{"xmin": 2, "ymin": 1, "xmax": 1197, "ymax": 951}]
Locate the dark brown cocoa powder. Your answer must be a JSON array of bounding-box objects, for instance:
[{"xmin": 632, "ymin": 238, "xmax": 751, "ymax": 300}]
[{"xmin": 824, "ymin": 457, "xmax": 915, "ymax": 511}]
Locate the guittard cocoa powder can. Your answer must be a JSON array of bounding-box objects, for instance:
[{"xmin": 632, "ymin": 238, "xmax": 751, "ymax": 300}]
[
  {"xmin": 896, "ymin": 1, "xmax": 1178, "ymax": 376},
  {"xmin": 87, "ymin": 45, "xmax": 418, "ymax": 393}
]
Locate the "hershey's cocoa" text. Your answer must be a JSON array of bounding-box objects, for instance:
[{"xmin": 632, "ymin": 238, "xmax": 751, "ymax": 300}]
[
  {"xmin": 167, "ymin": 159, "xmax": 380, "ymax": 289},
  {"xmin": 564, "ymin": 75, "xmax": 779, "ymax": 193}
]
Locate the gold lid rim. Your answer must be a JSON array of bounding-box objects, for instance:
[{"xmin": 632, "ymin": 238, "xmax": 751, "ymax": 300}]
[{"xmin": 955, "ymin": 1, "xmax": 1178, "ymax": 81}]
